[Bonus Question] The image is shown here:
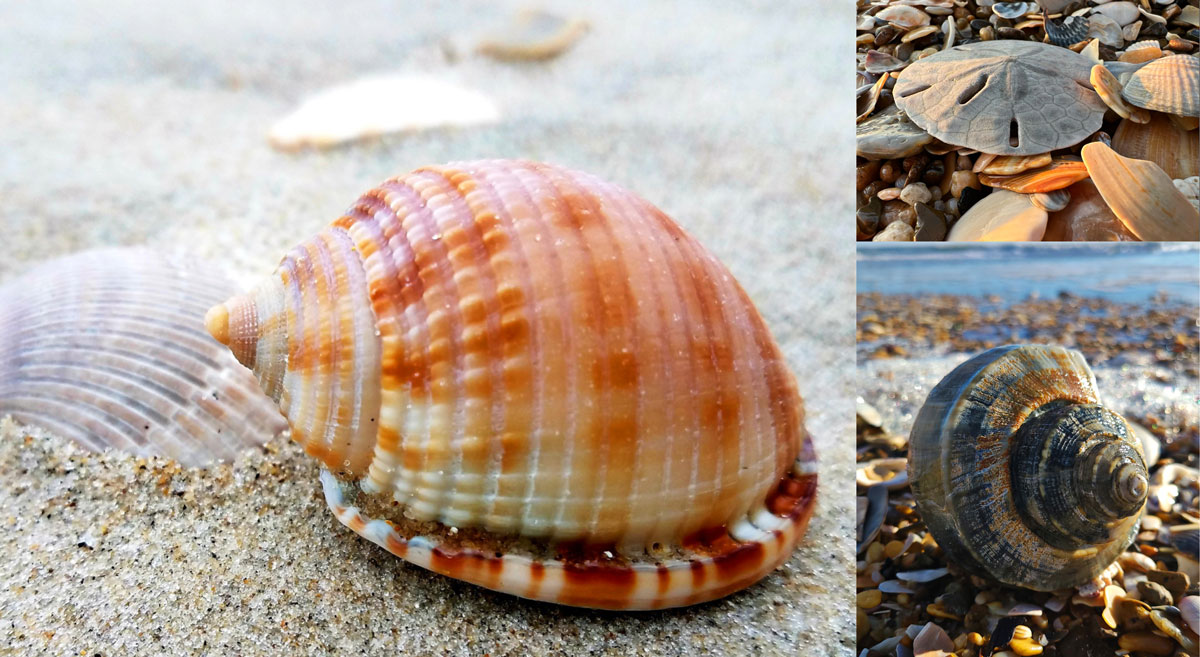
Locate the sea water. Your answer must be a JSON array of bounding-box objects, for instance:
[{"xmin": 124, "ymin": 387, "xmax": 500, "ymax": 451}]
[{"xmin": 857, "ymin": 243, "xmax": 1199, "ymax": 306}]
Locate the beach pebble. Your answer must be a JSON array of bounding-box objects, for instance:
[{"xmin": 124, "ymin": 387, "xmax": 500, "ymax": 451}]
[
  {"xmin": 900, "ymin": 182, "xmax": 932, "ymax": 206},
  {"xmin": 1136, "ymin": 581, "xmax": 1173, "ymax": 606},
  {"xmin": 858, "ymin": 589, "xmax": 883, "ymax": 608},
  {"xmin": 873, "ymin": 221, "xmax": 915, "ymax": 241},
  {"xmin": 950, "ymin": 171, "xmax": 981, "ymax": 199},
  {"xmin": 914, "ymin": 204, "xmax": 948, "ymax": 241},
  {"xmin": 1146, "ymin": 569, "xmax": 1189, "ymax": 600},
  {"xmin": 1117, "ymin": 631, "xmax": 1175, "ymax": 654}
]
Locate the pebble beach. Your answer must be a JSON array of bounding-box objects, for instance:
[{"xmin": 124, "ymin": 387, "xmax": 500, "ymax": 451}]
[{"xmin": 856, "ymin": 286, "xmax": 1200, "ymax": 656}]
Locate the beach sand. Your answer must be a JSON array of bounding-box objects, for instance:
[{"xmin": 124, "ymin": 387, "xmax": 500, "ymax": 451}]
[{"xmin": 0, "ymin": 1, "xmax": 854, "ymax": 654}]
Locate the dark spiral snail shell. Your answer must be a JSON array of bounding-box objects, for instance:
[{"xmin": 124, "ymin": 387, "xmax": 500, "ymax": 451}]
[{"xmin": 908, "ymin": 344, "xmax": 1148, "ymax": 591}]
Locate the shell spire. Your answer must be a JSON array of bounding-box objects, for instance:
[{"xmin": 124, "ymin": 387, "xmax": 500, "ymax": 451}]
[
  {"xmin": 908, "ymin": 344, "xmax": 1146, "ymax": 591},
  {"xmin": 206, "ymin": 159, "xmax": 817, "ymax": 609}
]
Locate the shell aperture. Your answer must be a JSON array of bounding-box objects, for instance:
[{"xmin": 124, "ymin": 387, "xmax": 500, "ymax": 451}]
[
  {"xmin": 205, "ymin": 159, "xmax": 817, "ymax": 609},
  {"xmin": 908, "ymin": 344, "xmax": 1145, "ymax": 591}
]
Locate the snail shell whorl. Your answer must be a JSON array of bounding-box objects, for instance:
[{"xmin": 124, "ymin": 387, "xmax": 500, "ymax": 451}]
[
  {"xmin": 909, "ymin": 344, "xmax": 1145, "ymax": 591},
  {"xmin": 207, "ymin": 160, "xmax": 814, "ymax": 608}
]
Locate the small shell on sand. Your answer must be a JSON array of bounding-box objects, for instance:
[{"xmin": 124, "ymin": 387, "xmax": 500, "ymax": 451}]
[
  {"xmin": 477, "ymin": 10, "xmax": 589, "ymax": 62},
  {"xmin": 268, "ymin": 75, "xmax": 500, "ymax": 150}
]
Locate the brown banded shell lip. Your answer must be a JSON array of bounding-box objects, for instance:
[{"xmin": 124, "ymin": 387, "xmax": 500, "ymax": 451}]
[{"xmin": 321, "ymin": 454, "xmax": 817, "ymax": 610}]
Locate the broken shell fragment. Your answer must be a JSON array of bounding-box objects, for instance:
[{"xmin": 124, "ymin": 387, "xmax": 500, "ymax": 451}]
[
  {"xmin": 204, "ymin": 159, "xmax": 817, "ymax": 610},
  {"xmin": 1082, "ymin": 142, "xmax": 1200, "ymax": 240},
  {"xmin": 979, "ymin": 160, "xmax": 1091, "ymax": 193},
  {"xmin": 980, "ymin": 153, "xmax": 1053, "ymax": 176},
  {"xmin": 948, "ymin": 190, "xmax": 1049, "ymax": 241},
  {"xmin": 476, "ymin": 10, "xmax": 589, "ymax": 62},
  {"xmin": 858, "ymin": 104, "xmax": 934, "ymax": 159},
  {"xmin": 876, "ymin": 5, "xmax": 932, "ymax": 29},
  {"xmin": 268, "ymin": 75, "xmax": 500, "ymax": 150},
  {"xmin": 1045, "ymin": 14, "xmax": 1090, "ymax": 48},
  {"xmin": 1091, "ymin": 64, "xmax": 1150, "ymax": 123}
]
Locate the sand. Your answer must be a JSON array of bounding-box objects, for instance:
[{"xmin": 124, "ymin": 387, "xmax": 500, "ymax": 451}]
[{"xmin": 0, "ymin": 1, "xmax": 854, "ymax": 654}]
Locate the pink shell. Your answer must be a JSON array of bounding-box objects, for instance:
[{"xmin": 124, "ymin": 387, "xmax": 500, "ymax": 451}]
[{"xmin": 206, "ymin": 160, "xmax": 817, "ymax": 609}]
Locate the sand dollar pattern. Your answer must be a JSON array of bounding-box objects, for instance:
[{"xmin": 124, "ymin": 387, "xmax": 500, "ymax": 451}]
[{"xmin": 894, "ymin": 41, "xmax": 1108, "ymax": 156}]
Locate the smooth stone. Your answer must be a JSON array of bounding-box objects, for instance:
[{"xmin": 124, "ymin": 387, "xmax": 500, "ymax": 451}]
[
  {"xmin": 947, "ymin": 190, "xmax": 1048, "ymax": 241},
  {"xmin": 873, "ymin": 221, "xmax": 915, "ymax": 241},
  {"xmin": 858, "ymin": 196, "xmax": 883, "ymax": 239},
  {"xmin": 958, "ymin": 186, "xmax": 987, "ymax": 215},
  {"xmin": 857, "ymin": 105, "xmax": 934, "ymax": 159},
  {"xmin": 1146, "ymin": 569, "xmax": 1190, "ymax": 600},
  {"xmin": 1138, "ymin": 581, "xmax": 1174, "ymax": 606},
  {"xmin": 1043, "ymin": 180, "xmax": 1137, "ymax": 241},
  {"xmin": 899, "ymin": 182, "xmax": 932, "ymax": 206},
  {"xmin": 914, "ymin": 203, "xmax": 948, "ymax": 240}
]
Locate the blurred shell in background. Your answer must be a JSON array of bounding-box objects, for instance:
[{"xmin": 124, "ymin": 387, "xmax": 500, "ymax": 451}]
[{"xmin": 0, "ymin": 248, "xmax": 287, "ymax": 466}]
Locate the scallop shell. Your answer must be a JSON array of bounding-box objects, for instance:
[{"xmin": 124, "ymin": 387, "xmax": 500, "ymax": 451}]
[
  {"xmin": 1121, "ymin": 55, "xmax": 1200, "ymax": 117},
  {"xmin": 204, "ymin": 159, "xmax": 817, "ymax": 609},
  {"xmin": 1081, "ymin": 142, "xmax": 1200, "ymax": 241},
  {"xmin": 0, "ymin": 248, "xmax": 287, "ymax": 465},
  {"xmin": 1111, "ymin": 111, "xmax": 1199, "ymax": 179},
  {"xmin": 908, "ymin": 345, "xmax": 1147, "ymax": 590}
]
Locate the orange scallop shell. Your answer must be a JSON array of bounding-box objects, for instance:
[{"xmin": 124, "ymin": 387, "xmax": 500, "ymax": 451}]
[{"xmin": 205, "ymin": 159, "xmax": 816, "ymax": 609}]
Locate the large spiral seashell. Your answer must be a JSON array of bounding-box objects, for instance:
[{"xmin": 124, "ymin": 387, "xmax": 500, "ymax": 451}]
[
  {"xmin": 908, "ymin": 344, "xmax": 1147, "ymax": 591},
  {"xmin": 0, "ymin": 248, "xmax": 287, "ymax": 466},
  {"xmin": 204, "ymin": 159, "xmax": 817, "ymax": 609}
]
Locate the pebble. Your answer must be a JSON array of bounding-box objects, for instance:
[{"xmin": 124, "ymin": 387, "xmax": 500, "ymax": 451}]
[
  {"xmin": 1136, "ymin": 580, "xmax": 1173, "ymax": 606},
  {"xmin": 1146, "ymin": 569, "xmax": 1189, "ymax": 600},
  {"xmin": 1117, "ymin": 631, "xmax": 1175, "ymax": 654},
  {"xmin": 858, "ymin": 589, "xmax": 883, "ymax": 609},
  {"xmin": 899, "ymin": 182, "xmax": 932, "ymax": 206},
  {"xmin": 878, "ymin": 187, "xmax": 902, "ymax": 201},
  {"xmin": 873, "ymin": 220, "xmax": 915, "ymax": 241},
  {"xmin": 950, "ymin": 170, "xmax": 981, "ymax": 199},
  {"xmin": 914, "ymin": 204, "xmax": 948, "ymax": 241}
]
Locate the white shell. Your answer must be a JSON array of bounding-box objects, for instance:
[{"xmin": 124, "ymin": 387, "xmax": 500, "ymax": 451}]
[{"xmin": 0, "ymin": 248, "xmax": 286, "ymax": 465}]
